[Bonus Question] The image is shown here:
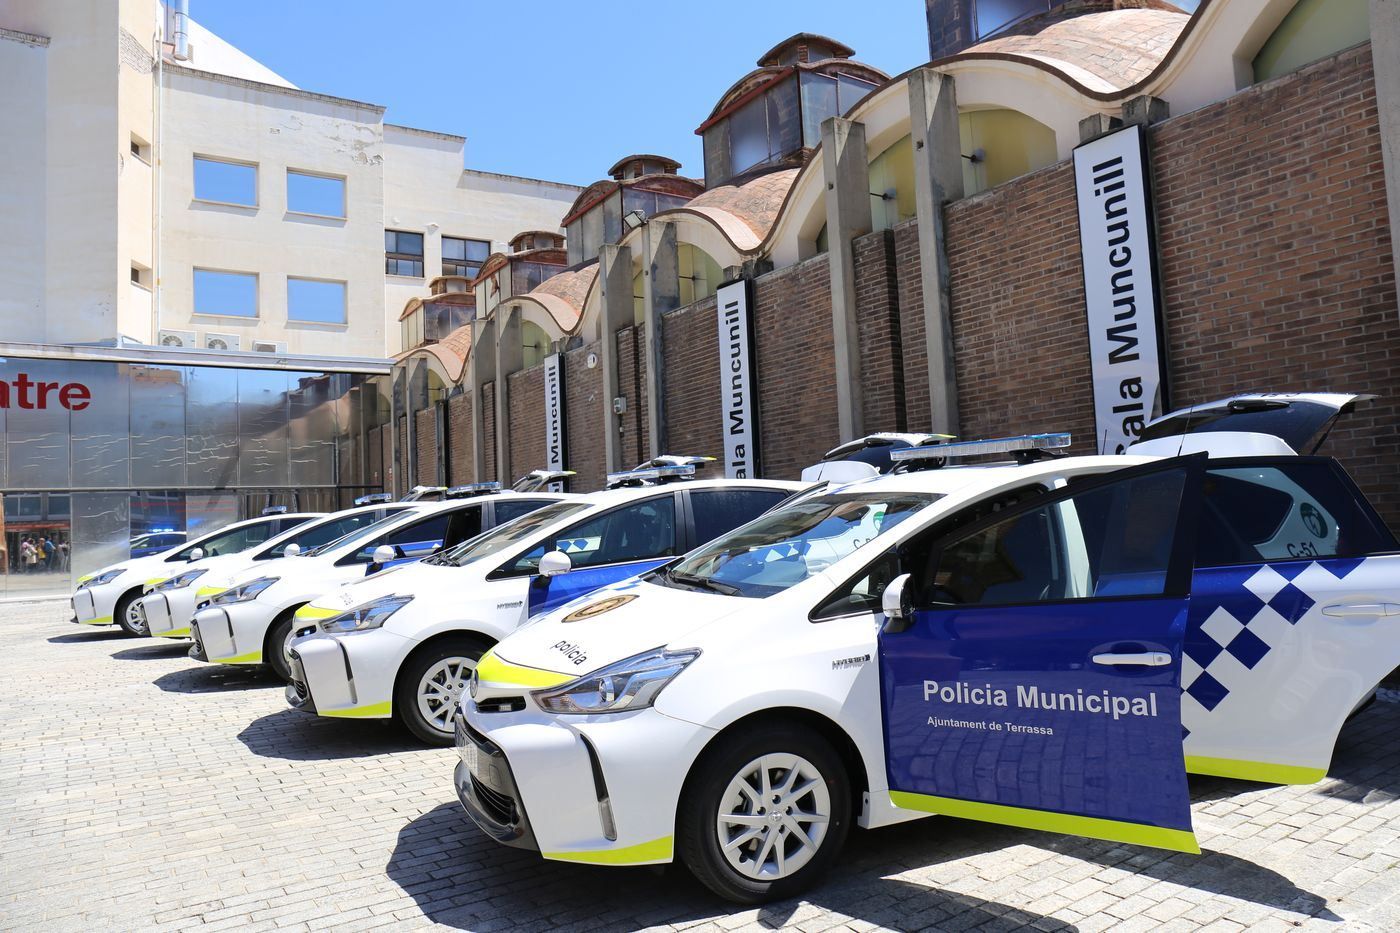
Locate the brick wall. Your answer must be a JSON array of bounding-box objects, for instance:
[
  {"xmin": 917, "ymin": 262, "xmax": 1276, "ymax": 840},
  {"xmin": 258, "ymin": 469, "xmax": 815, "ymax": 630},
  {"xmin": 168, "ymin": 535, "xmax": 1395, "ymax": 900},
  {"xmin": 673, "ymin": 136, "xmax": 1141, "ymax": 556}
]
[
  {"xmin": 414, "ymin": 408, "xmax": 437, "ymax": 487},
  {"xmin": 507, "ymin": 366, "xmax": 546, "ymax": 479},
  {"xmin": 446, "ymin": 393, "xmax": 473, "ymax": 485},
  {"xmin": 1151, "ymin": 44, "xmax": 1399, "ymax": 524},
  {"xmin": 752, "ymin": 254, "xmax": 840, "ymax": 479},
  {"xmin": 563, "ymin": 341, "xmax": 605, "ymax": 492},
  {"xmin": 396, "ymin": 416, "xmax": 408, "ymax": 497},
  {"xmin": 479, "ymin": 382, "xmax": 496, "ymax": 483},
  {"xmin": 616, "ymin": 324, "xmax": 647, "ymax": 467},
  {"xmin": 853, "ymin": 228, "xmax": 907, "ymax": 433},
  {"xmin": 660, "ymin": 296, "xmax": 723, "ymax": 467},
  {"xmin": 943, "ymin": 160, "xmax": 1097, "ymax": 450},
  {"xmin": 893, "ymin": 218, "xmax": 932, "ymax": 431},
  {"xmin": 939, "ymin": 44, "xmax": 1398, "ymax": 525}
]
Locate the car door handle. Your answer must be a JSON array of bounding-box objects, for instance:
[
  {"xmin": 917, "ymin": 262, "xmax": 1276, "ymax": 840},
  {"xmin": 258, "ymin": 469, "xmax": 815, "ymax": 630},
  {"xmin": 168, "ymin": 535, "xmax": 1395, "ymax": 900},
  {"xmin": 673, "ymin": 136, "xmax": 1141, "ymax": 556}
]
[
  {"xmin": 1322, "ymin": 603, "xmax": 1400, "ymax": 618},
  {"xmin": 1092, "ymin": 652, "xmax": 1172, "ymax": 667}
]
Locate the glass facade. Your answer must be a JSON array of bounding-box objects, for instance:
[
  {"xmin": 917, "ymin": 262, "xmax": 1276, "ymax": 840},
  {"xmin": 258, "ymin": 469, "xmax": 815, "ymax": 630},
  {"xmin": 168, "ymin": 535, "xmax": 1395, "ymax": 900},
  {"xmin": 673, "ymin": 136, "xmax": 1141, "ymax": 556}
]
[{"xmin": 0, "ymin": 356, "xmax": 382, "ymax": 597}]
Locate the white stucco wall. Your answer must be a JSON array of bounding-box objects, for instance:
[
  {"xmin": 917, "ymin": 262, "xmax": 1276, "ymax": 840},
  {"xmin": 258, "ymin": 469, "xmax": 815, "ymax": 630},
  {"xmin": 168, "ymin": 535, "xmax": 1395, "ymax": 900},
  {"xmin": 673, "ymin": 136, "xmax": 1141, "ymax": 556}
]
[{"xmin": 158, "ymin": 66, "xmax": 388, "ymax": 357}]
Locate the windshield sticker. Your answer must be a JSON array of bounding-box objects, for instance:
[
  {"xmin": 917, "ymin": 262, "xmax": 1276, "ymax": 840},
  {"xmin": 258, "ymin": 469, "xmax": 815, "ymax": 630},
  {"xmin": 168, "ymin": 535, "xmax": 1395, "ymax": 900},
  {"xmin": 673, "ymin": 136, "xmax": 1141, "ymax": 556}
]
[{"xmin": 562, "ymin": 594, "xmax": 638, "ymax": 623}]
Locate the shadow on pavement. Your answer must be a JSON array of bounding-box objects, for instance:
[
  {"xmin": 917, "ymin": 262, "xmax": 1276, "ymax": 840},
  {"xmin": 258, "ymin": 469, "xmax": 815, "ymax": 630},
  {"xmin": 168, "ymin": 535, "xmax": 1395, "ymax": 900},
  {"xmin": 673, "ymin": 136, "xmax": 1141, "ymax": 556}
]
[
  {"xmin": 112, "ymin": 641, "xmax": 193, "ymax": 661},
  {"xmin": 154, "ymin": 663, "xmax": 280, "ymax": 694},
  {"xmin": 236, "ymin": 708, "xmax": 424, "ymax": 761},
  {"xmin": 385, "ymin": 803, "xmax": 1078, "ymax": 932},
  {"xmin": 48, "ymin": 629, "xmax": 130, "ymax": 644}
]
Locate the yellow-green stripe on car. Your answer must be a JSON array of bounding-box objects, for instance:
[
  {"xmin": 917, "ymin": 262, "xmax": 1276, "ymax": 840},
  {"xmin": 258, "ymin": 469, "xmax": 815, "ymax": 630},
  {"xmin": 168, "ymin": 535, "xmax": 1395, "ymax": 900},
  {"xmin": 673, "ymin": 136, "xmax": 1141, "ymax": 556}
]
[
  {"xmin": 213, "ymin": 650, "xmax": 263, "ymax": 664},
  {"xmin": 1185, "ymin": 755, "xmax": 1325, "ymax": 785},
  {"xmin": 151, "ymin": 627, "xmax": 191, "ymax": 638},
  {"xmin": 294, "ymin": 604, "xmax": 342, "ymax": 623},
  {"xmin": 889, "ymin": 791, "xmax": 1200, "ymax": 854},
  {"xmin": 77, "ymin": 573, "xmax": 95, "ymax": 585},
  {"xmin": 195, "ymin": 585, "xmax": 227, "ymax": 599},
  {"xmin": 475, "ymin": 651, "xmax": 573, "ymax": 689},
  {"xmin": 544, "ymin": 835, "xmax": 673, "ymax": 865},
  {"xmin": 80, "ymin": 615, "xmax": 113, "ymax": 625},
  {"xmin": 321, "ymin": 701, "xmax": 392, "ymax": 718}
]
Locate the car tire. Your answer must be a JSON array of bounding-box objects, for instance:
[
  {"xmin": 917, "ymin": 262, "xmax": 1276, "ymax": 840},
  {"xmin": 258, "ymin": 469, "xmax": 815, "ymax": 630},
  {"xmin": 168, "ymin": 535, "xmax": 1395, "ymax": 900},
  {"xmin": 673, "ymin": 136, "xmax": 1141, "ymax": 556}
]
[
  {"xmin": 115, "ymin": 590, "xmax": 148, "ymax": 637},
  {"xmin": 678, "ymin": 723, "xmax": 851, "ymax": 904},
  {"xmin": 263, "ymin": 607, "xmax": 301, "ymax": 683},
  {"xmin": 394, "ymin": 635, "xmax": 489, "ymax": 746}
]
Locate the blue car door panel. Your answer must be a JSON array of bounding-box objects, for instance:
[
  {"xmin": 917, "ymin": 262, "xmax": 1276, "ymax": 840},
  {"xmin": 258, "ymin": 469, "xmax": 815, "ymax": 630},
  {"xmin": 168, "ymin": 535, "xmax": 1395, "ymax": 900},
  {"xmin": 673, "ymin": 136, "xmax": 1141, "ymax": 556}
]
[
  {"xmin": 880, "ymin": 456, "xmax": 1204, "ymax": 852},
  {"xmin": 528, "ymin": 558, "xmax": 671, "ymax": 617}
]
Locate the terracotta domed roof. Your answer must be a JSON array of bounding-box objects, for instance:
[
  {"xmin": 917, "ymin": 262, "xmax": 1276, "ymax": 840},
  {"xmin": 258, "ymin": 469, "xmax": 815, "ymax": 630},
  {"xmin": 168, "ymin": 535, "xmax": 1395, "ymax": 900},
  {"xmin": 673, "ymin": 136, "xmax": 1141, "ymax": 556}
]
[{"xmin": 678, "ymin": 169, "xmax": 800, "ymax": 250}]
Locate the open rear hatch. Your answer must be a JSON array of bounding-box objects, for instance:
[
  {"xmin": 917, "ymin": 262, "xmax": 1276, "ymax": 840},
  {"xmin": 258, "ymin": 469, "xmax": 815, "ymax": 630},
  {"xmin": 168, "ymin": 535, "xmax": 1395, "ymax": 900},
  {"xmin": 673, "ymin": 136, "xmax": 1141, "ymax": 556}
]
[{"xmin": 1129, "ymin": 393, "xmax": 1373, "ymax": 457}]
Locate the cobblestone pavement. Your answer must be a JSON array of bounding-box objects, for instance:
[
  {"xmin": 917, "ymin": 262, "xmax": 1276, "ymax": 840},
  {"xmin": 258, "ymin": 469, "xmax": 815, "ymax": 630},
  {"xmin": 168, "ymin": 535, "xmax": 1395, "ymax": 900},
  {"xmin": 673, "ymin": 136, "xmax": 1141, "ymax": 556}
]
[{"xmin": 4, "ymin": 600, "xmax": 1400, "ymax": 932}]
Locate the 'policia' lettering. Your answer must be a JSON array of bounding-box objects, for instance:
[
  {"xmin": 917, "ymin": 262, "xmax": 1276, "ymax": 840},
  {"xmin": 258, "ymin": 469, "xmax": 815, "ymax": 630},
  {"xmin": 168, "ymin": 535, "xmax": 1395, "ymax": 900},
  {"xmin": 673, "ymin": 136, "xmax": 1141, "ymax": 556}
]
[{"xmin": 923, "ymin": 679, "xmax": 1159, "ymax": 721}]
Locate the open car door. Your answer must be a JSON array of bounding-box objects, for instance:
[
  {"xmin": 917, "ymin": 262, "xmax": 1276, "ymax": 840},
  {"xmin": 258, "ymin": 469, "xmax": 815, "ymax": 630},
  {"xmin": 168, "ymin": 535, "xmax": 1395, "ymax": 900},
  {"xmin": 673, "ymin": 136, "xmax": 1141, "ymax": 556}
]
[{"xmin": 879, "ymin": 456, "xmax": 1205, "ymax": 853}]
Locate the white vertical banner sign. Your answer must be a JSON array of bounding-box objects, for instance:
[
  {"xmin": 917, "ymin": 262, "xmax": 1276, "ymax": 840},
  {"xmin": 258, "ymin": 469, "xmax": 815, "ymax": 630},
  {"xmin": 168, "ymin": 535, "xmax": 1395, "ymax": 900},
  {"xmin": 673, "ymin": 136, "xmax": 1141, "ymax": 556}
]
[
  {"xmin": 716, "ymin": 279, "xmax": 759, "ymax": 478},
  {"xmin": 1073, "ymin": 123, "xmax": 1170, "ymax": 454},
  {"xmin": 542, "ymin": 352, "xmax": 567, "ymax": 491}
]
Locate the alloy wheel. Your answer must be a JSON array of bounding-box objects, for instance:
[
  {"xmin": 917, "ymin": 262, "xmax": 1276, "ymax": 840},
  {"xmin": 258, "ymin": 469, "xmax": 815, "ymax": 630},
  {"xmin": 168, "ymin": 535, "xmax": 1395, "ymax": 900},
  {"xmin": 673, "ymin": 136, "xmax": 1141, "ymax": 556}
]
[
  {"xmin": 126, "ymin": 598, "xmax": 148, "ymax": 635},
  {"xmin": 715, "ymin": 752, "xmax": 832, "ymax": 880},
  {"xmin": 416, "ymin": 656, "xmax": 475, "ymax": 734}
]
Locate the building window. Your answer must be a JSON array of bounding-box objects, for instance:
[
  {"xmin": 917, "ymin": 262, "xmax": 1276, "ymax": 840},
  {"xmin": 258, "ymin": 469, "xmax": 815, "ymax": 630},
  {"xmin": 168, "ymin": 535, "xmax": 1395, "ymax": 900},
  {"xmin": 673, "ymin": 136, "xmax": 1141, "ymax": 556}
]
[
  {"xmin": 868, "ymin": 135, "xmax": 916, "ymax": 232},
  {"xmin": 385, "ymin": 230, "xmax": 424, "ymax": 277},
  {"xmin": 1251, "ymin": 0, "xmax": 1368, "ymax": 84},
  {"xmin": 286, "ymin": 170, "xmax": 346, "ymax": 218},
  {"xmin": 974, "ymin": 0, "xmax": 1063, "ymax": 41},
  {"xmin": 679, "ymin": 244, "xmax": 722, "ymax": 305},
  {"xmin": 130, "ymin": 263, "xmax": 151, "ymax": 289},
  {"xmin": 193, "ymin": 156, "xmax": 257, "ymax": 207},
  {"xmin": 194, "ymin": 269, "xmax": 258, "ymax": 318},
  {"xmin": 130, "ymin": 134, "xmax": 151, "ymax": 164},
  {"xmin": 287, "ymin": 277, "xmax": 347, "ymax": 324},
  {"xmin": 442, "ymin": 236, "xmax": 490, "ymax": 278},
  {"xmin": 959, "ymin": 108, "xmax": 1058, "ymax": 196}
]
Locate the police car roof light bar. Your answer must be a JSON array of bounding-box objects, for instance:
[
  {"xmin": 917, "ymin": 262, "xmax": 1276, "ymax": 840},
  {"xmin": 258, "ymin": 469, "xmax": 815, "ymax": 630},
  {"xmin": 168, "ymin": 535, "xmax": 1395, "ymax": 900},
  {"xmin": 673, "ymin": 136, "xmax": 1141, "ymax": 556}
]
[
  {"xmin": 260, "ymin": 505, "xmax": 289, "ymax": 515},
  {"xmin": 444, "ymin": 482, "xmax": 503, "ymax": 499},
  {"xmin": 889, "ymin": 432, "xmax": 1072, "ymax": 466},
  {"xmin": 512, "ymin": 469, "xmax": 577, "ymax": 492},
  {"xmin": 353, "ymin": 492, "xmax": 394, "ymax": 506},
  {"xmin": 605, "ymin": 463, "xmax": 697, "ymax": 488}
]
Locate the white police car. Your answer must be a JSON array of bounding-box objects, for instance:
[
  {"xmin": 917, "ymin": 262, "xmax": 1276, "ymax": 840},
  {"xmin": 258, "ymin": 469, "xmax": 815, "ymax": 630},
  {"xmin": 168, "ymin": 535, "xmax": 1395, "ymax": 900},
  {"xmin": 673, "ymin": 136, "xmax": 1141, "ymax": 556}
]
[
  {"xmin": 139, "ymin": 501, "xmax": 414, "ymax": 640},
  {"xmin": 188, "ymin": 489, "xmax": 564, "ymax": 681},
  {"xmin": 285, "ymin": 465, "xmax": 801, "ymax": 744},
  {"xmin": 70, "ymin": 509, "xmax": 322, "ymax": 636},
  {"xmin": 458, "ymin": 396, "xmax": 1399, "ymax": 902}
]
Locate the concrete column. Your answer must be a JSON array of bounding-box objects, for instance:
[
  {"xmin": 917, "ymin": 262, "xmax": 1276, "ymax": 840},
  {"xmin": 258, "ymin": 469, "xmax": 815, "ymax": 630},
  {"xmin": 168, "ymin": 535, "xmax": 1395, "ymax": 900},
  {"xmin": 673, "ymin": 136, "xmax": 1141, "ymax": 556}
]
[
  {"xmin": 907, "ymin": 67, "xmax": 964, "ymax": 435},
  {"xmin": 641, "ymin": 221, "xmax": 679, "ymax": 456},
  {"xmin": 598, "ymin": 243, "xmax": 634, "ymax": 472},
  {"xmin": 1372, "ymin": 0, "xmax": 1400, "ymax": 322},
  {"xmin": 1121, "ymin": 95, "xmax": 1169, "ymax": 127},
  {"xmin": 820, "ymin": 116, "xmax": 873, "ymax": 442},
  {"xmin": 388, "ymin": 367, "xmax": 406, "ymax": 497},
  {"xmin": 1079, "ymin": 113, "xmax": 1122, "ymax": 144},
  {"xmin": 468, "ymin": 316, "xmax": 496, "ymax": 482},
  {"xmin": 494, "ymin": 303, "xmax": 523, "ymax": 484}
]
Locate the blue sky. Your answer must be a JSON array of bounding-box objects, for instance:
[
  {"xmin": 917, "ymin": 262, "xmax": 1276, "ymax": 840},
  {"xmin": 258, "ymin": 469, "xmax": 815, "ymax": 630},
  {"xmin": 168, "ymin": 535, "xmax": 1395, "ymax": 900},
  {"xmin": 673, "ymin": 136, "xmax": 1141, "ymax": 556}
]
[{"xmin": 192, "ymin": 1, "xmax": 934, "ymax": 186}]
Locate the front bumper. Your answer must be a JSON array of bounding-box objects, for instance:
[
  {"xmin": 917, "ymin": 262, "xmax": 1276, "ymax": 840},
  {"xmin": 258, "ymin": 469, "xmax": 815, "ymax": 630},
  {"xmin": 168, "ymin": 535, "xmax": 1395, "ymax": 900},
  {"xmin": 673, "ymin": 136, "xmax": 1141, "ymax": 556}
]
[
  {"xmin": 140, "ymin": 589, "xmax": 196, "ymax": 638},
  {"xmin": 285, "ymin": 628, "xmax": 413, "ymax": 719},
  {"xmin": 71, "ymin": 583, "xmax": 118, "ymax": 625},
  {"xmin": 190, "ymin": 600, "xmax": 276, "ymax": 664},
  {"xmin": 459, "ymin": 700, "xmax": 712, "ymax": 865}
]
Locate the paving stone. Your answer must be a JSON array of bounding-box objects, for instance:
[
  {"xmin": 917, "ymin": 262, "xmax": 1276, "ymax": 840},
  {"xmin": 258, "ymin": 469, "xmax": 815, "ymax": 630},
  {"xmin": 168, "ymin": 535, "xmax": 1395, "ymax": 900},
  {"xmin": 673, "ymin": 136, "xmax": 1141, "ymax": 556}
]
[{"xmin": 3, "ymin": 601, "xmax": 1400, "ymax": 931}]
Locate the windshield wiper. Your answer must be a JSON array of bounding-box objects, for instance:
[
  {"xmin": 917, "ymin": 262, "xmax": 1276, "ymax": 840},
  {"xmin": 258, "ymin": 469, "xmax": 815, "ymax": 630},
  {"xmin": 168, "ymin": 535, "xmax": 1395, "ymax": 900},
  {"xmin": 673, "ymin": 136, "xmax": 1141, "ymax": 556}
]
[{"xmin": 667, "ymin": 569, "xmax": 739, "ymax": 596}]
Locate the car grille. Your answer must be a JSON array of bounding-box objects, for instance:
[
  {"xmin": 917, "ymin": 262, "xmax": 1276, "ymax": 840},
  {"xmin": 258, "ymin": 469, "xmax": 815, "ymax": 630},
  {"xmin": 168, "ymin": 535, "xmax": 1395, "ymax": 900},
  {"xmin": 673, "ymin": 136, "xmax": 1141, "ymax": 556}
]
[
  {"xmin": 190, "ymin": 625, "xmax": 204, "ymax": 654},
  {"xmin": 471, "ymin": 775, "xmax": 516, "ymax": 825}
]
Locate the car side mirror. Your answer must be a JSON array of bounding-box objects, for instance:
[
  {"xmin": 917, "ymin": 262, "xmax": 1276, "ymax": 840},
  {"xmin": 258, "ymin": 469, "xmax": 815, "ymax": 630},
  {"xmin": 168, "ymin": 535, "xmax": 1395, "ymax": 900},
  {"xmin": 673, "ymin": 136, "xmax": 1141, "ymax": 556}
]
[
  {"xmin": 538, "ymin": 550, "xmax": 572, "ymax": 578},
  {"xmin": 188, "ymin": 547, "xmax": 205, "ymax": 562},
  {"xmin": 283, "ymin": 543, "xmax": 301, "ymax": 557},
  {"xmin": 372, "ymin": 545, "xmax": 396, "ymax": 565},
  {"xmin": 881, "ymin": 573, "xmax": 914, "ymax": 632}
]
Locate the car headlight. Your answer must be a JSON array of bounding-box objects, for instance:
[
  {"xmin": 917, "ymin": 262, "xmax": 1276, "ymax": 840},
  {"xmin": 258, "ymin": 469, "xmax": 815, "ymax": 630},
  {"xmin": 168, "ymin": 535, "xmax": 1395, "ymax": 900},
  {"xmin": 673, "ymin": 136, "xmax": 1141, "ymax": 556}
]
[
  {"xmin": 532, "ymin": 648, "xmax": 700, "ymax": 715},
  {"xmin": 77, "ymin": 569, "xmax": 124, "ymax": 590},
  {"xmin": 210, "ymin": 576, "xmax": 280, "ymax": 605},
  {"xmin": 153, "ymin": 569, "xmax": 207, "ymax": 592},
  {"xmin": 319, "ymin": 595, "xmax": 413, "ymax": 634}
]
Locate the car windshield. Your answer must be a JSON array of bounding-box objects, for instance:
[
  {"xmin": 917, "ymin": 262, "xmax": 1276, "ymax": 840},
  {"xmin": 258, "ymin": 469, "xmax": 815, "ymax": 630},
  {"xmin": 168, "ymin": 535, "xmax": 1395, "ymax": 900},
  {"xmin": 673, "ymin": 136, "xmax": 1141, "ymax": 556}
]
[
  {"xmin": 302, "ymin": 512, "xmax": 414, "ymax": 557},
  {"xmin": 660, "ymin": 491, "xmax": 941, "ymax": 598},
  {"xmin": 438, "ymin": 501, "xmax": 591, "ymax": 567}
]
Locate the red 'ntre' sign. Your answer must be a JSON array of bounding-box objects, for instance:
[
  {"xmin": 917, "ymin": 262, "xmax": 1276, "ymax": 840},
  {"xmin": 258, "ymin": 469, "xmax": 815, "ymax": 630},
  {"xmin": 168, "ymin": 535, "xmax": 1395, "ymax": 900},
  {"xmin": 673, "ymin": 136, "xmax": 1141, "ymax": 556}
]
[{"xmin": 0, "ymin": 374, "xmax": 92, "ymax": 411}]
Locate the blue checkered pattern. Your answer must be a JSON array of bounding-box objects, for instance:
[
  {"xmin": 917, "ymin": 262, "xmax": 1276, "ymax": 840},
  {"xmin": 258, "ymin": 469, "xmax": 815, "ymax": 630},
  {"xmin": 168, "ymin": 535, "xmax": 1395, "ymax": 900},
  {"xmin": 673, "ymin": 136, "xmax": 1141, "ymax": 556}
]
[
  {"xmin": 1181, "ymin": 557, "xmax": 1368, "ymax": 736},
  {"xmin": 556, "ymin": 537, "xmax": 600, "ymax": 555}
]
